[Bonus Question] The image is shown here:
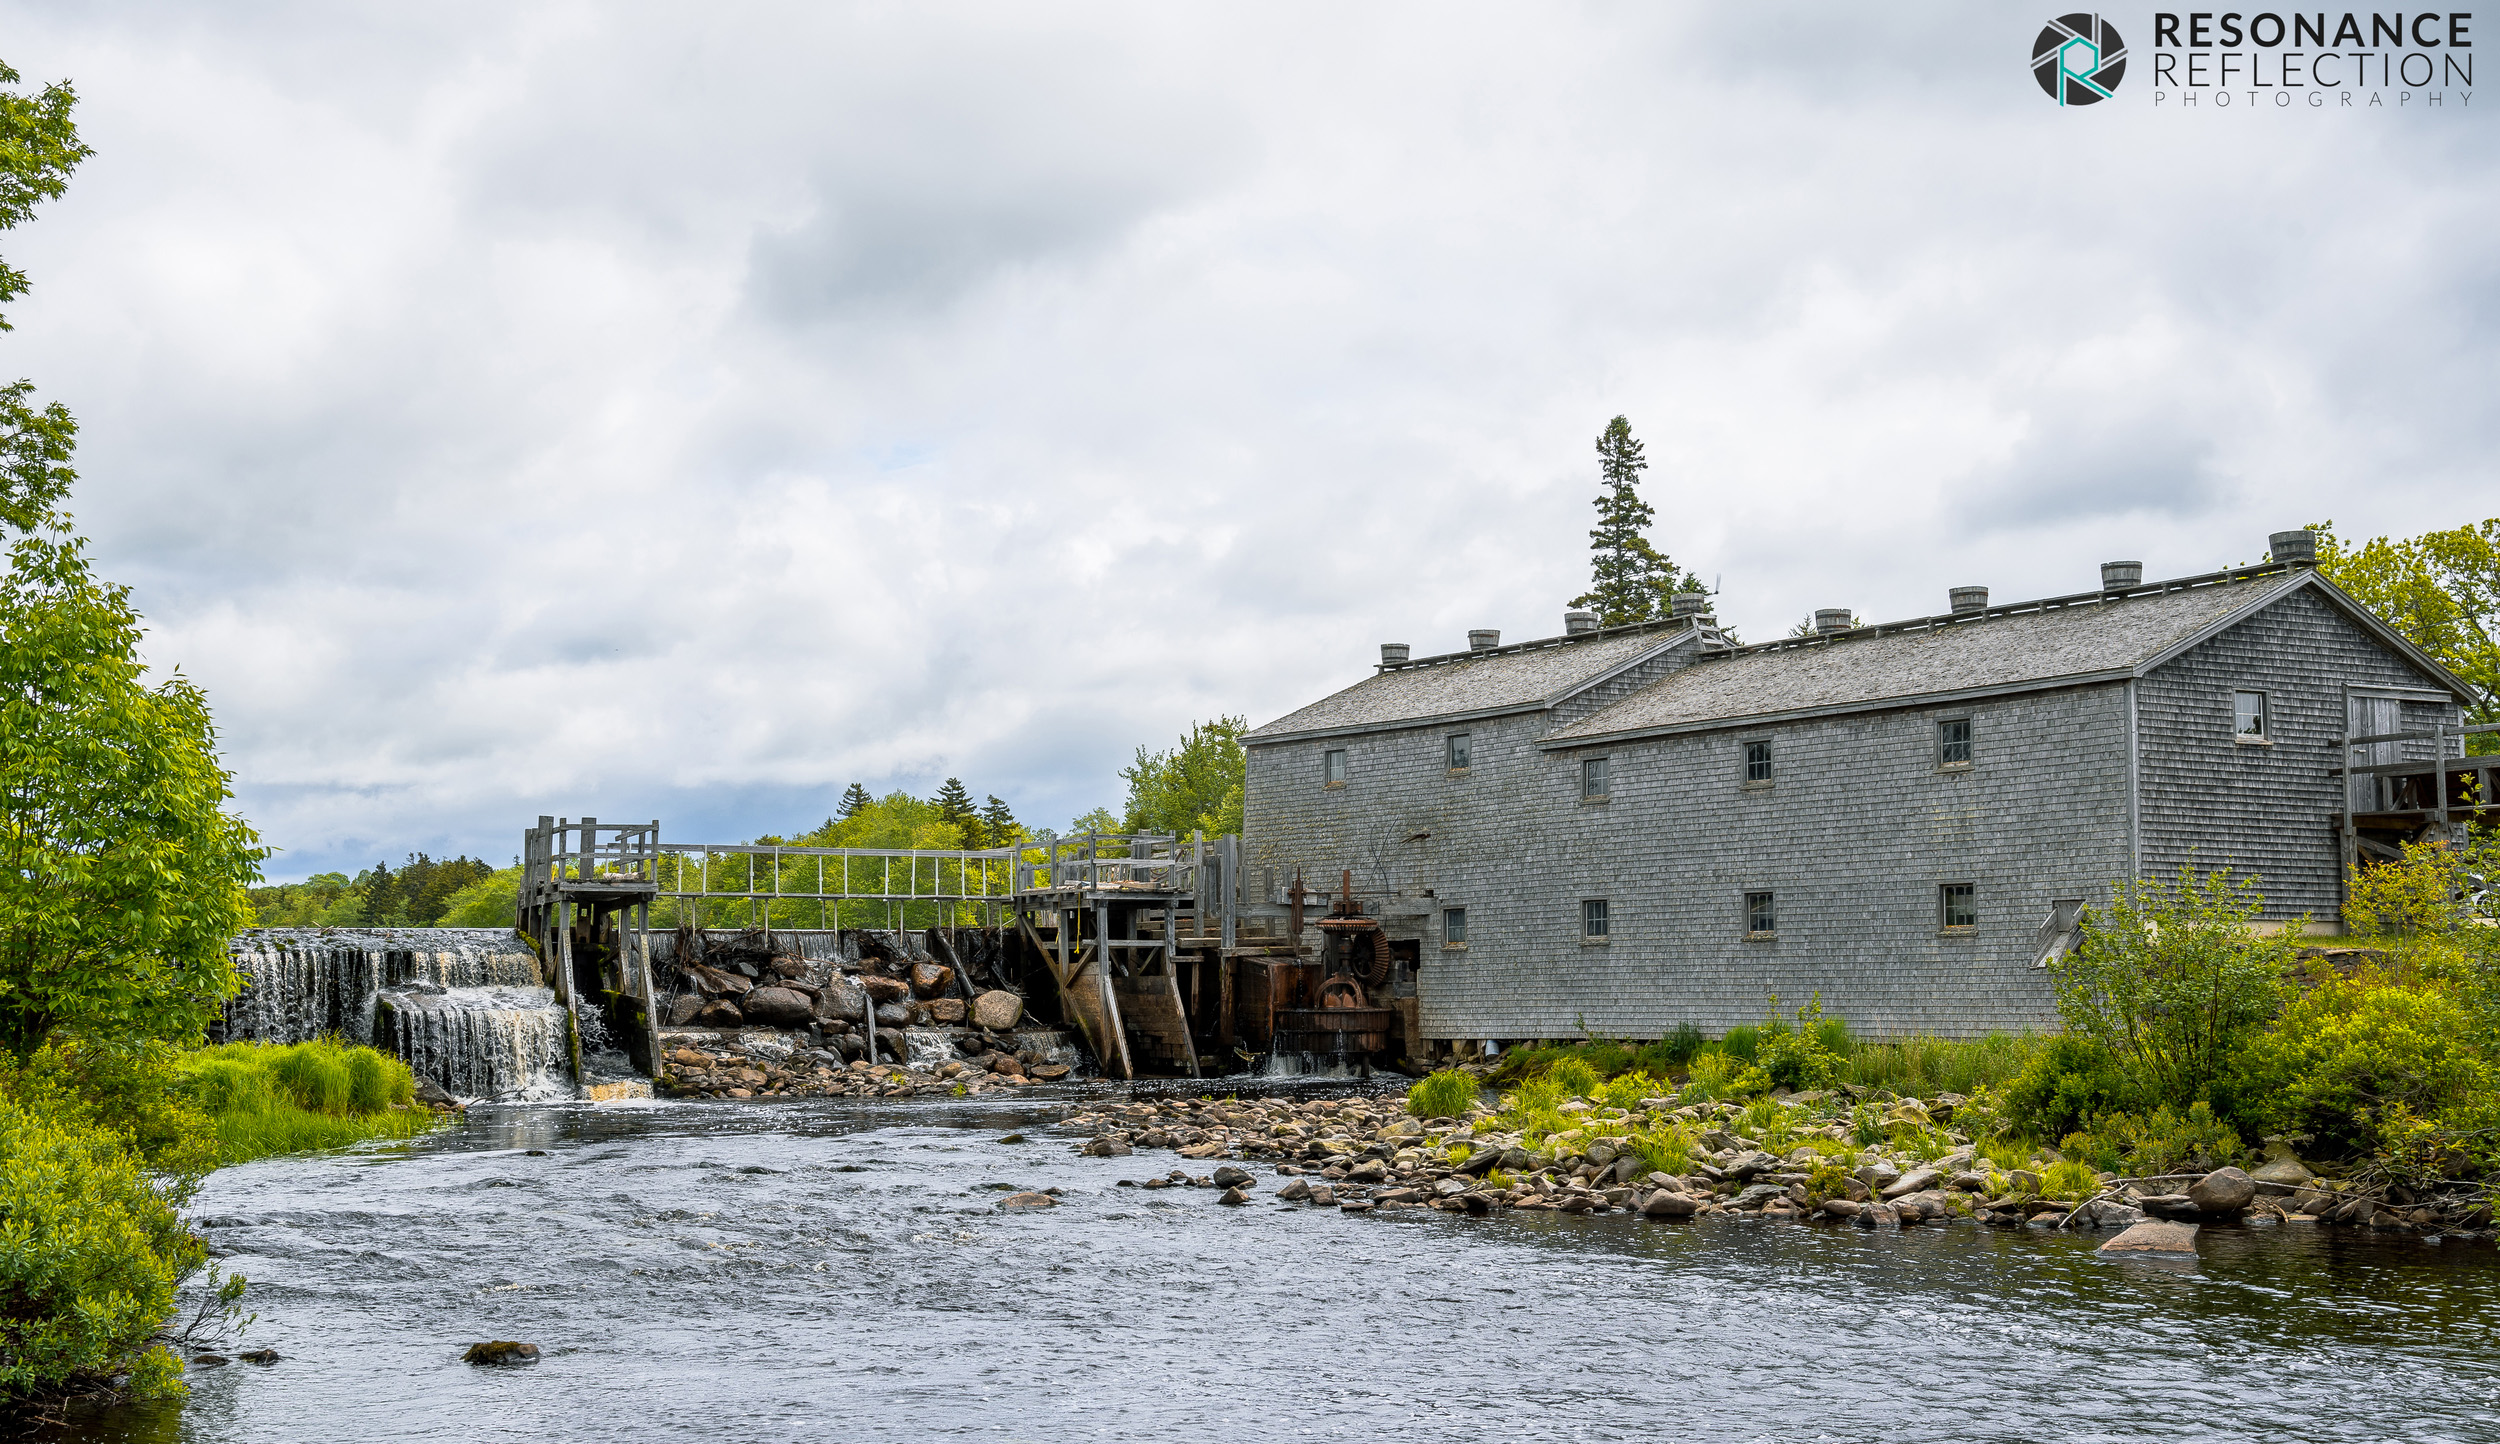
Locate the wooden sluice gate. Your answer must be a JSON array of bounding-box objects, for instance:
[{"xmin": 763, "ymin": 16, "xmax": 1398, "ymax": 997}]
[{"xmin": 519, "ymin": 816, "xmax": 1423, "ymax": 1084}]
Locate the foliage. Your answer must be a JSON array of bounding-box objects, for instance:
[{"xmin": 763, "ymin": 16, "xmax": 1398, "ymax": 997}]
[
  {"xmin": 2312, "ymin": 517, "xmax": 2500, "ymax": 742},
  {"xmin": 1756, "ymin": 994, "xmax": 1843, "ymax": 1091},
  {"xmin": 1405, "ymin": 1068, "xmax": 1479, "ymax": 1119},
  {"xmin": 0, "ymin": 61, "xmax": 89, "ymax": 534},
  {"xmin": 2063, "ymin": 1101, "xmax": 2243, "ymax": 1177},
  {"xmin": 2003, "ymin": 1034, "xmax": 2139, "ymax": 1141},
  {"xmin": 175, "ymin": 1040, "xmax": 431, "ymax": 1167},
  {"xmin": 836, "ymin": 782, "xmax": 872, "ymax": 819},
  {"xmin": 1658, "ymin": 1022, "xmax": 1706, "ymax": 1066},
  {"xmin": 1804, "ymin": 1160, "xmax": 1855, "ymax": 1204},
  {"xmin": 2037, "ymin": 1160, "xmax": 2100, "ymax": 1201},
  {"xmin": 933, "ymin": 777, "xmax": 976, "ymax": 837},
  {"xmin": 1120, "ymin": 716, "xmax": 1247, "ymax": 840},
  {"xmin": 434, "ymin": 864, "xmax": 521, "ymax": 929},
  {"xmin": 2050, "ymin": 866, "xmax": 2298, "ymax": 1113},
  {"xmin": 1718, "ymin": 1024, "xmax": 1760, "ymax": 1063},
  {"xmin": 1545, "ymin": 1056, "xmax": 1601, "ymax": 1098},
  {"xmin": 1838, "ymin": 1032, "xmax": 2043, "ymax": 1096},
  {"xmin": 1847, "ymin": 1102, "xmax": 1886, "ymax": 1147},
  {"xmin": 1594, "ymin": 1070, "xmax": 1666, "ymax": 1111},
  {"xmin": 1680, "ymin": 1051, "xmax": 1738, "ymax": 1103},
  {"xmin": 0, "ymin": 1084, "xmax": 201, "ymax": 1405},
  {"xmin": 2233, "ymin": 971, "xmax": 2490, "ymax": 1164},
  {"xmin": 248, "ymin": 853, "xmax": 494, "ymax": 928},
  {"xmin": 1627, "ymin": 1124, "xmax": 1692, "ymax": 1175},
  {"xmin": 2343, "ymin": 832, "xmax": 2500, "ymax": 1045},
  {"xmin": 1570, "ymin": 415, "xmax": 1704, "ymax": 627}
]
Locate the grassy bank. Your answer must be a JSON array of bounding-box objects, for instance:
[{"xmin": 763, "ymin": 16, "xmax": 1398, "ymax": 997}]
[
  {"xmin": 175, "ymin": 1039, "xmax": 441, "ymax": 1166},
  {"xmin": 1485, "ymin": 1023, "xmax": 2043, "ymax": 1100}
]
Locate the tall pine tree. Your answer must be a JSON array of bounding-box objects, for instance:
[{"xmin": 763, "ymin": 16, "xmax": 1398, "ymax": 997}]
[
  {"xmin": 979, "ymin": 795, "xmax": 1018, "ymax": 847},
  {"xmin": 933, "ymin": 777, "xmax": 976, "ymax": 840},
  {"xmin": 836, "ymin": 782, "xmax": 872, "ymax": 819},
  {"xmin": 1571, "ymin": 415, "xmax": 1700, "ymax": 627}
]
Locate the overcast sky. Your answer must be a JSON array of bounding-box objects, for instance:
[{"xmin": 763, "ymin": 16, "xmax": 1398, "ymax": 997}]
[{"xmin": 1, "ymin": 3, "xmax": 2490, "ymax": 879}]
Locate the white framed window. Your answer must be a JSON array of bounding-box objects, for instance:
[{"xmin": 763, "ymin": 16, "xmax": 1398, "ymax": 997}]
[
  {"xmin": 1322, "ymin": 748, "xmax": 1348, "ymax": 786},
  {"xmin": 2234, "ymin": 690, "xmax": 2269, "ymax": 741},
  {"xmin": 1446, "ymin": 733, "xmax": 1472, "ymax": 770},
  {"xmin": 1939, "ymin": 882, "xmax": 1976, "ymax": 931},
  {"xmin": 1581, "ymin": 756, "xmax": 1610, "ymax": 799},
  {"xmin": 1745, "ymin": 740, "xmax": 1773, "ymax": 783},
  {"xmin": 1745, "ymin": 890, "xmax": 1776, "ymax": 936},
  {"xmin": 1443, "ymin": 906, "xmax": 1467, "ymax": 947},
  {"xmin": 1581, "ymin": 898, "xmax": 1609, "ymax": 939}
]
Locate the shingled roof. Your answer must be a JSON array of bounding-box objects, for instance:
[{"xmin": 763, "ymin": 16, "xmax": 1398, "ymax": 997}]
[
  {"xmin": 1247, "ymin": 626, "xmax": 1700, "ymax": 743},
  {"xmin": 1542, "ymin": 567, "xmax": 2405, "ymax": 746}
]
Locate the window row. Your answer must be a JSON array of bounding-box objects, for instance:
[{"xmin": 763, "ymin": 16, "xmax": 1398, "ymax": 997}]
[
  {"xmin": 1322, "ymin": 719, "xmax": 1981, "ymax": 792},
  {"xmin": 1434, "ymin": 885, "xmax": 1983, "ymax": 945}
]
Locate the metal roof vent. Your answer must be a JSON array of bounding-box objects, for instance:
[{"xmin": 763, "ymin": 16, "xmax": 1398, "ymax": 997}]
[
  {"xmin": 1950, "ymin": 586, "xmax": 1989, "ymax": 614},
  {"xmin": 2270, "ymin": 529, "xmax": 2317, "ymax": 566},
  {"xmin": 1563, "ymin": 610, "xmax": 1599, "ymax": 636},
  {"xmin": 1670, "ymin": 592, "xmax": 1707, "ymax": 618},
  {"xmin": 1467, "ymin": 629, "xmax": 1501, "ymax": 651},
  {"xmin": 2101, "ymin": 561, "xmax": 2143, "ymax": 591},
  {"xmin": 1813, "ymin": 608, "xmax": 1853, "ymax": 635},
  {"xmin": 1380, "ymin": 642, "xmax": 1410, "ymax": 665}
]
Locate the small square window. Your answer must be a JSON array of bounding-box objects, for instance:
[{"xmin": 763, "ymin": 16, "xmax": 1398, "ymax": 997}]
[
  {"xmin": 1745, "ymin": 890, "xmax": 1776, "ymax": 935},
  {"xmin": 1446, "ymin": 732, "xmax": 1472, "ymax": 770},
  {"xmin": 1581, "ymin": 756, "xmax": 1610, "ymax": 799},
  {"xmin": 1443, "ymin": 906, "xmax": 1467, "ymax": 946},
  {"xmin": 1581, "ymin": 899, "xmax": 1609, "ymax": 938},
  {"xmin": 1940, "ymin": 883, "xmax": 1976, "ymax": 930},
  {"xmin": 2234, "ymin": 691, "xmax": 2268, "ymax": 740},
  {"xmin": 1323, "ymin": 748, "xmax": 1348, "ymax": 786},
  {"xmin": 1937, "ymin": 718, "xmax": 1972, "ymax": 767},
  {"xmin": 1745, "ymin": 740, "xmax": 1773, "ymax": 783}
]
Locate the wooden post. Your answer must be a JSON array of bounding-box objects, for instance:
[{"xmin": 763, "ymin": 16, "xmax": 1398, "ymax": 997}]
[{"xmin": 1096, "ymin": 901, "xmax": 1133, "ymax": 1080}]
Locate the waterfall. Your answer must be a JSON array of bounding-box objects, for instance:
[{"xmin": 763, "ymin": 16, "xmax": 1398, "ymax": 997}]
[{"xmin": 224, "ymin": 928, "xmax": 574, "ymax": 1100}]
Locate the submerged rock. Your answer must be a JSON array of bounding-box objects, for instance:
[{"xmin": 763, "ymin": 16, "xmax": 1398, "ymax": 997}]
[
  {"xmin": 463, "ymin": 1341, "xmax": 541, "ymax": 1365},
  {"xmin": 997, "ymin": 1191, "xmax": 1058, "ymax": 1209},
  {"xmin": 2101, "ymin": 1220, "xmax": 2198, "ymax": 1255}
]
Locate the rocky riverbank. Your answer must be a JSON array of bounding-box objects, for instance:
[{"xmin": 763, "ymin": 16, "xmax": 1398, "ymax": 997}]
[{"xmin": 1055, "ymin": 1089, "xmax": 2500, "ymax": 1244}]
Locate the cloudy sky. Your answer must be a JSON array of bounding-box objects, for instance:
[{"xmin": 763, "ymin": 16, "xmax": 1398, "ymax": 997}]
[{"xmin": 1, "ymin": 3, "xmax": 2490, "ymax": 879}]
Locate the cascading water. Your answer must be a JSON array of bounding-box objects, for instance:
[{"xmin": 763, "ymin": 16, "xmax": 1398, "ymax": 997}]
[{"xmin": 224, "ymin": 929, "xmax": 575, "ymax": 1101}]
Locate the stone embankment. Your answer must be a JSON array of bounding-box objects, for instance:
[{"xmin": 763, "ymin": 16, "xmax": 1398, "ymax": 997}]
[{"xmin": 1059, "ymin": 1092, "xmax": 2500, "ymax": 1245}]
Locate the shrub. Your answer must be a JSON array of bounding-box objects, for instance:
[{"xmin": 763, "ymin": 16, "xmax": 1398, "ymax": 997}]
[
  {"xmin": 2003, "ymin": 1034, "xmax": 2137, "ymax": 1141},
  {"xmin": 1804, "ymin": 1160, "xmax": 1854, "ymax": 1203},
  {"xmin": 1545, "ymin": 1056, "xmax": 1601, "ymax": 1099},
  {"xmin": 2232, "ymin": 975, "xmax": 2490, "ymax": 1162},
  {"xmin": 0, "ymin": 1088, "xmax": 202, "ymax": 1404},
  {"xmin": 1680, "ymin": 1051, "xmax": 1737, "ymax": 1103},
  {"xmin": 2052, "ymin": 866, "xmax": 2299, "ymax": 1110},
  {"xmin": 2038, "ymin": 1159, "xmax": 2099, "ymax": 1200},
  {"xmin": 1848, "ymin": 1102, "xmax": 1886, "ymax": 1146},
  {"xmin": 1719, "ymin": 1025, "xmax": 1761, "ymax": 1063},
  {"xmin": 1756, "ymin": 995, "xmax": 1842, "ymax": 1092},
  {"xmin": 1658, "ymin": 1023, "xmax": 1707, "ymax": 1066},
  {"xmin": 1406, "ymin": 1069, "xmax": 1479, "ymax": 1119},
  {"xmin": 2064, "ymin": 1101, "xmax": 2243, "ymax": 1176},
  {"xmin": 1595, "ymin": 1070, "xmax": 1666, "ymax": 1111}
]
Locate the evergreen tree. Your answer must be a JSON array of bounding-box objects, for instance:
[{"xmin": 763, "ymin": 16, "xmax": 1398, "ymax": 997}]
[
  {"xmin": 933, "ymin": 777, "xmax": 976, "ymax": 839},
  {"xmin": 979, "ymin": 794, "xmax": 1018, "ymax": 847},
  {"xmin": 1570, "ymin": 415, "xmax": 1702, "ymax": 627},
  {"xmin": 836, "ymin": 782, "xmax": 872, "ymax": 819}
]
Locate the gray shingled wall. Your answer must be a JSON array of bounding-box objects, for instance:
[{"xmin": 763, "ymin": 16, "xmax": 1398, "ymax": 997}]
[{"xmin": 2135, "ymin": 586, "xmax": 2458, "ymax": 921}]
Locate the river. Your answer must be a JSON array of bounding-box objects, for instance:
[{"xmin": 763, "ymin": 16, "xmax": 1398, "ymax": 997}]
[{"xmin": 66, "ymin": 1084, "xmax": 2500, "ymax": 1443}]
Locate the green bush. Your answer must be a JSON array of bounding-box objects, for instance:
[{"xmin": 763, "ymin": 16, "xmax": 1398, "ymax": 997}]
[
  {"xmin": 1719, "ymin": 1025, "xmax": 1760, "ymax": 1063},
  {"xmin": 1680, "ymin": 1051, "xmax": 1737, "ymax": 1103},
  {"xmin": 2003, "ymin": 1034, "xmax": 2137, "ymax": 1141},
  {"xmin": 1406, "ymin": 1069, "xmax": 1479, "ymax": 1119},
  {"xmin": 2038, "ymin": 1159, "xmax": 2100, "ymax": 1201},
  {"xmin": 1546, "ymin": 1056, "xmax": 1601, "ymax": 1098},
  {"xmin": 1659, "ymin": 1023, "xmax": 1707, "ymax": 1066},
  {"xmin": 1595, "ymin": 1070, "xmax": 1666, "ymax": 1111},
  {"xmin": 2063, "ymin": 1101, "xmax": 2243, "ymax": 1176},
  {"xmin": 2232, "ymin": 975, "xmax": 2490, "ymax": 1162},
  {"xmin": 0, "ymin": 1087, "xmax": 201, "ymax": 1404},
  {"xmin": 1757, "ymin": 996, "xmax": 1843, "ymax": 1092}
]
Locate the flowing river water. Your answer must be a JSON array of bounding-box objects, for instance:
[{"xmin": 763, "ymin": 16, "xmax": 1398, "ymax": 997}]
[{"xmin": 65, "ymin": 1084, "xmax": 2500, "ymax": 1444}]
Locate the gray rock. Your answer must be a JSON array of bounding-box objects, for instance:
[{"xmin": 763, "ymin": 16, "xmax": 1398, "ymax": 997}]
[
  {"xmin": 1881, "ymin": 1168, "xmax": 1940, "ymax": 1199},
  {"xmin": 2252, "ymin": 1157, "xmax": 2315, "ymax": 1187},
  {"xmin": 996, "ymin": 1191, "xmax": 1057, "ymax": 1209},
  {"xmin": 1858, "ymin": 1162, "xmax": 1901, "ymax": 1191},
  {"xmin": 1275, "ymin": 1178, "xmax": 1312, "ymax": 1201},
  {"xmin": 1218, "ymin": 1187, "xmax": 1251, "ymax": 1206},
  {"xmin": 873, "ymin": 1002, "xmax": 911, "ymax": 1028},
  {"xmin": 2188, "ymin": 1167, "xmax": 2257, "ymax": 1215},
  {"xmin": 1080, "ymin": 1138, "xmax": 1132, "ymax": 1157},
  {"xmin": 1583, "ymin": 1140, "xmax": 1620, "ymax": 1166},
  {"xmin": 814, "ymin": 974, "xmax": 868, "ymax": 1022},
  {"xmin": 1821, "ymin": 1197, "xmax": 1863, "ymax": 1218},
  {"xmin": 1210, "ymin": 1166, "xmax": 1254, "ymax": 1188},
  {"xmin": 1641, "ymin": 1190, "xmax": 1698, "ymax": 1218},
  {"xmin": 1726, "ymin": 1151, "xmax": 1780, "ymax": 1181},
  {"xmin": 2101, "ymin": 1219, "xmax": 2198, "ymax": 1254},
  {"xmin": 1454, "ymin": 1147, "xmax": 1501, "ymax": 1176},
  {"xmin": 1948, "ymin": 1171, "xmax": 1991, "ymax": 1192},
  {"xmin": 1731, "ymin": 1183, "xmax": 1789, "ymax": 1210},
  {"xmin": 739, "ymin": 987, "xmax": 815, "ymax": 1026},
  {"xmin": 1308, "ymin": 1186, "xmax": 1337, "ymax": 1206}
]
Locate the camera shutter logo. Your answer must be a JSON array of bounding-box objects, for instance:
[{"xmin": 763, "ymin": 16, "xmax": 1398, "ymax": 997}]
[{"xmin": 2032, "ymin": 14, "xmax": 2127, "ymax": 105}]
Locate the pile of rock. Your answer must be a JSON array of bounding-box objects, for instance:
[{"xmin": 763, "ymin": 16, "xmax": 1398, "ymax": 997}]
[
  {"xmin": 659, "ymin": 1028, "xmax": 1070, "ymax": 1100},
  {"xmin": 1058, "ymin": 1092, "xmax": 2500, "ymax": 1244}
]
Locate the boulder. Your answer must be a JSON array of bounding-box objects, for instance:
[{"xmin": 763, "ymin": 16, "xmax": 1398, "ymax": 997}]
[
  {"xmin": 693, "ymin": 999, "xmax": 745, "ymax": 1027},
  {"xmin": 987, "ymin": 1052, "xmax": 1027, "ymax": 1077},
  {"xmin": 2252, "ymin": 1157, "xmax": 2316, "ymax": 1187},
  {"xmin": 1218, "ymin": 1187, "xmax": 1252, "ymax": 1205},
  {"xmin": 1881, "ymin": 1169, "xmax": 1940, "ymax": 1199},
  {"xmin": 768, "ymin": 956, "xmax": 807, "ymax": 979},
  {"xmin": 1583, "ymin": 1140, "xmax": 1620, "ymax": 1167},
  {"xmin": 910, "ymin": 962, "xmax": 955, "ymax": 998},
  {"xmin": 1211, "ymin": 1166, "xmax": 1254, "ymax": 1188},
  {"xmin": 1732, "ymin": 1183, "xmax": 1789, "ymax": 1210},
  {"xmin": 1276, "ymin": 1178, "xmax": 1313, "ymax": 1202},
  {"xmin": 1028, "ymin": 1063, "xmax": 1071, "ymax": 1080},
  {"xmin": 1308, "ymin": 1186, "xmax": 1337, "ymax": 1207},
  {"xmin": 1642, "ymin": 1190, "xmax": 1698, "ymax": 1218},
  {"xmin": 665, "ymin": 994, "xmax": 703, "ymax": 1027},
  {"xmin": 1858, "ymin": 1162, "xmax": 1901, "ymax": 1191},
  {"xmin": 1725, "ymin": 1150, "xmax": 1780, "ymax": 1181},
  {"xmin": 814, "ymin": 975, "xmax": 868, "ymax": 1023},
  {"xmin": 463, "ymin": 1341, "xmax": 540, "ymax": 1365},
  {"xmin": 739, "ymin": 987, "xmax": 815, "ymax": 1027},
  {"xmin": 1080, "ymin": 1137, "xmax": 1132, "ymax": 1157},
  {"xmin": 971, "ymin": 990, "xmax": 1024, "ymax": 1030},
  {"xmin": 1455, "ymin": 1147, "xmax": 1501, "ymax": 1176},
  {"xmin": 412, "ymin": 1074, "xmax": 459, "ymax": 1107},
  {"xmin": 925, "ymin": 997, "xmax": 968, "ymax": 1024},
  {"xmin": 2100, "ymin": 1219, "xmax": 2199, "ymax": 1254},
  {"xmin": 996, "ymin": 1191, "xmax": 1057, "ymax": 1209},
  {"xmin": 873, "ymin": 1002, "xmax": 911, "ymax": 1028},
  {"xmin": 1346, "ymin": 1159, "xmax": 1389, "ymax": 1183},
  {"xmin": 2188, "ymin": 1166, "xmax": 2257, "ymax": 1215},
  {"xmin": 860, "ymin": 974, "xmax": 910, "ymax": 1003},
  {"xmin": 1821, "ymin": 1197, "xmax": 1863, "ymax": 1219}
]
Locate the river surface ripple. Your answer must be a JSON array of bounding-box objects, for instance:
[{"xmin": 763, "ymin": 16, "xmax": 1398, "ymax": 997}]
[{"xmin": 66, "ymin": 1086, "xmax": 2500, "ymax": 1444}]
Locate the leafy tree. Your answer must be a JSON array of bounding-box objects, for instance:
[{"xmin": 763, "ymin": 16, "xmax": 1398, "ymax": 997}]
[
  {"xmin": 2049, "ymin": 867, "xmax": 2299, "ymax": 1114},
  {"xmin": 1570, "ymin": 416, "xmax": 1703, "ymax": 627},
  {"xmin": 0, "ymin": 62, "xmax": 88, "ymax": 535},
  {"xmin": 1120, "ymin": 716, "xmax": 1247, "ymax": 838},
  {"xmin": 2311, "ymin": 517, "xmax": 2499, "ymax": 749},
  {"xmin": 1067, "ymin": 806, "xmax": 1122, "ymax": 837},
  {"xmin": 836, "ymin": 781, "xmax": 872, "ymax": 819}
]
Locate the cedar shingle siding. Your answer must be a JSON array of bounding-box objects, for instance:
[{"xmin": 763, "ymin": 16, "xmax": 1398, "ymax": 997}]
[{"xmin": 1244, "ymin": 567, "xmax": 2469, "ymax": 1041}]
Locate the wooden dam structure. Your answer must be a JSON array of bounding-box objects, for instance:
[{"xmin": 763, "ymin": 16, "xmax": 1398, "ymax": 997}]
[{"xmin": 517, "ymin": 816, "xmax": 1407, "ymax": 1082}]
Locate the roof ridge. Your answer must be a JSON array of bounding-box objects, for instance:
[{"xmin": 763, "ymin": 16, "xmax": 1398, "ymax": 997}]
[{"xmin": 1723, "ymin": 561, "xmax": 2304, "ymax": 657}]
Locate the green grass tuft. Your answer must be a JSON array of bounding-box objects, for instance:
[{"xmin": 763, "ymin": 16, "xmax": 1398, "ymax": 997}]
[
  {"xmin": 1406, "ymin": 1069, "xmax": 1479, "ymax": 1119},
  {"xmin": 175, "ymin": 1039, "xmax": 435, "ymax": 1167}
]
